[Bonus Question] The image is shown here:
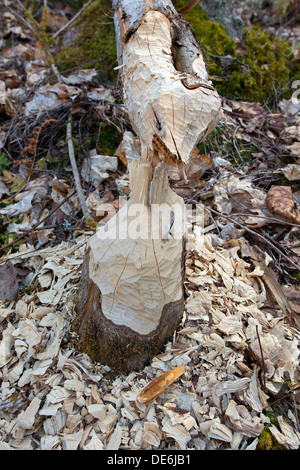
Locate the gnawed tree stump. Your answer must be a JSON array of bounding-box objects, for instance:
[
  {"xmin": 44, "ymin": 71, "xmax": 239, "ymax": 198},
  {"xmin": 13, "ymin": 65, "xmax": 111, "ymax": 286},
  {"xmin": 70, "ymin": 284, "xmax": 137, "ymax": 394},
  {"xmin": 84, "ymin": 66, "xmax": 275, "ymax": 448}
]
[{"xmin": 75, "ymin": 0, "xmax": 221, "ymax": 373}]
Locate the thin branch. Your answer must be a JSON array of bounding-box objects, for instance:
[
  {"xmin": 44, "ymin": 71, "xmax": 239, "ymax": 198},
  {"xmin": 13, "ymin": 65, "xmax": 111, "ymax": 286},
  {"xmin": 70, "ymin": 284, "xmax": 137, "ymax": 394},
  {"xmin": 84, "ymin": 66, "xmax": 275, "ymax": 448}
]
[
  {"xmin": 66, "ymin": 114, "xmax": 90, "ymax": 219},
  {"xmin": 0, "ymin": 190, "xmax": 76, "ymax": 261},
  {"xmin": 229, "ymin": 212, "xmax": 300, "ymax": 229},
  {"xmin": 256, "ymin": 325, "xmax": 266, "ymax": 392},
  {"xmin": 6, "ymin": 4, "xmax": 34, "ymax": 33},
  {"xmin": 177, "ymin": 0, "xmax": 200, "ymax": 14},
  {"xmin": 50, "ymin": 64, "xmax": 63, "ymax": 83},
  {"xmin": 52, "ymin": 0, "xmax": 93, "ymax": 39},
  {"xmin": 232, "ymin": 125, "xmax": 243, "ymax": 164},
  {"xmin": 203, "ymin": 206, "xmax": 300, "ymax": 270}
]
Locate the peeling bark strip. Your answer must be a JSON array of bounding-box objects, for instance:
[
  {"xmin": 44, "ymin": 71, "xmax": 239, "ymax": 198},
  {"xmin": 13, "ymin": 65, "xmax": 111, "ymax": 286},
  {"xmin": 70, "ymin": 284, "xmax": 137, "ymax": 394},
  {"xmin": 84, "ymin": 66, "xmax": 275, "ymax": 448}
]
[{"xmin": 75, "ymin": 0, "xmax": 221, "ymax": 373}]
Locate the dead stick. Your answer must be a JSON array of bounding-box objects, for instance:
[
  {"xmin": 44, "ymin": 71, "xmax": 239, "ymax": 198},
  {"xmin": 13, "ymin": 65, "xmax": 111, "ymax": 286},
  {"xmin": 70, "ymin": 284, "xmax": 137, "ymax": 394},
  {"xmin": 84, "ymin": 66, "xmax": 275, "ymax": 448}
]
[
  {"xmin": 66, "ymin": 114, "xmax": 89, "ymax": 219},
  {"xmin": 256, "ymin": 325, "xmax": 266, "ymax": 392},
  {"xmin": 263, "ymin": 392, "xmax": 291, "ymax": 410},
  {"xmin": 177, "ymin": 0, "xmax": 200, "ymax": 14},
  {"xmin": 203, "ymin": 206, "xmax": 300, "ymax": 270},
  {"xmin": 18, "ymin": 225, "xmax": 95, "ymax": 232},
  {"xmin": 0, "ymin": 190, "xmax": 76, "ymax": 260},
  {"xmin": 52, "ymin": 0, "xmax": 93, "ymax": 39},
  {"xmin": 292, "ymin": 392, "xmax": 300, "ymax": 432}
]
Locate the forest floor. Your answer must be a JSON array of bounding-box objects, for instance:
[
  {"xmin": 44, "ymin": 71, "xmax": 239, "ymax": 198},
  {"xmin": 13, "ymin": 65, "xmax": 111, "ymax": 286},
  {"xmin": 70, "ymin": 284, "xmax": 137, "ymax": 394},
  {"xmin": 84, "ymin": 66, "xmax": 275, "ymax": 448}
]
[{"xmin": 0, "ymin": 0, "xmax": 299, "ymax": 451}]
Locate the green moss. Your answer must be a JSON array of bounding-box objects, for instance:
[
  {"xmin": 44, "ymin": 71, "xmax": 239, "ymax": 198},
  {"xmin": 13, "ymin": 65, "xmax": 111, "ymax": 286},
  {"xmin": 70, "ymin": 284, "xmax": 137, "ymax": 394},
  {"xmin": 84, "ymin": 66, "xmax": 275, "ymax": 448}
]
[
  {"xmin": 0, "ymin": 153, "xmax": 12, "ymax": 174},
  {"xmin": 258, "ymin": 426, "xmax": 286, "ymax": 450},
  {"xmin": 225, "ymin": 25, "xmax": 292, "ymax": 102},
  {"xmin": 264, "ymin": 409, "xmax": 280, "ymax": 427},
  {"xmin": 55, "ymin": 0, "xmax": 117, "ymax": 81},
  {"xmin": 257, "ymin": 428, "xmax": 274, "ymax": 450},
  {"xmin": 97, "ymin": 123, "xmax": 121, "ymax": 155},
  {"xmin": 175, "ymin": 1, "xmax": 237, "ymax": 57},
  {"xmin": 0, "ymin": 216, "xmax": 21, "ymax": 253},
  {"xmin": 291, "ymin": 270, "xmax": 300, "ymax": 284},
  {"xmin": 173, "ymin": 0, "xmax": 297, "ymax": 104}
]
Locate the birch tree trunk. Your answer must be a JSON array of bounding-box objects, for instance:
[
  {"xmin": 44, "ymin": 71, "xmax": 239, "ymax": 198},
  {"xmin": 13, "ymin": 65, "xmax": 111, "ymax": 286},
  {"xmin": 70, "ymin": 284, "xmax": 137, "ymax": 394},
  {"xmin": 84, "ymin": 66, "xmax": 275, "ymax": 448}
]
[{"xmin": 75, "ymin": 0, "xmax": 221, "ymax": 373}]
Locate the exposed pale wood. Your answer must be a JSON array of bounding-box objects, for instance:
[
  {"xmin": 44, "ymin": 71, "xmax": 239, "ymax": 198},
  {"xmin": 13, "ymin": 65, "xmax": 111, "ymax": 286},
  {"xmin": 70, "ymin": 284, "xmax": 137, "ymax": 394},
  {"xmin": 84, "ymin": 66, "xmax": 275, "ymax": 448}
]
[
  {"xmin": 75, "ymin": 158, "xmax": 185, "ymax": 372},
  {"xmin": 88, "ymin": 162, "xmax": 184, "ymax": 337},
  {"xmin": 75, "ymin": 0, "xmax": 221, "ymax": 372},
  {"xmin": 114, "ymin": 2, "xmax": 221, "ymax": 164},
  {"xmin": 137, "ymin": 365, "xmax": 185, "ymax": 404}
]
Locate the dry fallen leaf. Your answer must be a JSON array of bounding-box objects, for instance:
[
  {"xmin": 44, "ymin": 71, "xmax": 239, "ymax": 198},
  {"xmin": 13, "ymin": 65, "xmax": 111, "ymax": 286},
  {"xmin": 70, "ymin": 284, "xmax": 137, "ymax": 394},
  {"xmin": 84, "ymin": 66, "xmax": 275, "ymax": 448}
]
[
  {"xmin": 137, "ymin": 365, "xmax": 185, "ymax": 405},
  {"xmin": 185, "ymin": 153, "xmax": 213, "ymax": 180},
  {"xmin": 0, "ymin": 261, "xmax": 21, "ymax": 302},
  {"xmin": 0, "ymin": 180, "xmax": 9, "ymax": 199},
  {"xmin": 266, "ymin": 185, "xmax": 300, "ymax": 224},
  {"xmin": 287, "ymin": 142, "xmax": 300, "ymax": 155},
  {"xmin": 25, "ymin": 83, "xmax": 81, "ymax": 115},
  {"xmin": 280, "ymin": 164, "xmax": 300, "ymax": 182}
]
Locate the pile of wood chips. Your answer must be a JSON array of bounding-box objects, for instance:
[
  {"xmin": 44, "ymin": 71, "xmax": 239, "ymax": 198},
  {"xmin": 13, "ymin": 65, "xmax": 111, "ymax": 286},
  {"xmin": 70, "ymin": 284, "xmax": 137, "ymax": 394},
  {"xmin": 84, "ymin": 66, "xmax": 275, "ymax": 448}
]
[{"xmin": 0, "ymin": 220, "xmax": 299, "ymax": 450}]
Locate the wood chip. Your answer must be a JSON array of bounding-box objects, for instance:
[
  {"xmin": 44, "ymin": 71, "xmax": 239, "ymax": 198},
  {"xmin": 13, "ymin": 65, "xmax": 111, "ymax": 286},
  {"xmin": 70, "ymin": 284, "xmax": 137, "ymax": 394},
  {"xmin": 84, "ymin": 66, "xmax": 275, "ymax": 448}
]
[
  {"xmin": 0, "ymin": 215, "xmax": 299, "ymax": 450},
  {"xmin": 137, "ymin": 365, "xmax": 185, "ymax": 405}
]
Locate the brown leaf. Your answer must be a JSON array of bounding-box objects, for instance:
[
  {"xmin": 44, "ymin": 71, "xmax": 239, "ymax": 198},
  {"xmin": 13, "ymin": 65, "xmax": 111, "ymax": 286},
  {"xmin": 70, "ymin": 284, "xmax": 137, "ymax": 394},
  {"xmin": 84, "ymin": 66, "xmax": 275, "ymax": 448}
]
[
  {"xmin": 27, "ymin": 229, "xmax": 53, "ymax": 249},
  {"xmin": 266, "ymin": 185, "xmax": 300, "ymax": 224},
  {"xmin": 267, "ymin": 117, "xmax": 285, "ymax": 136},
  {"xmin": 227, "ymin": 99, "xmax": 264, "ymax": 117},
  {"xmin": 282, "ymin": 285, "xmax": 300, "ymax": 330},
  {"xmin": 0, "ymin": 261, "xmax": 20, "ymax": 302},
  {"xmin": 282, "ymin": 286, "xmax": 300, "ymax": 315},
  {"xmin": 52, "ymin": 178, "xmax": 70, "ymax": 198},
  {"xmin": 137, "ymin": 365, "xmax": 185, "ymax": 405},
  {"xmin": 185, "ymin": 153, "xmax": 213, "ymax": 180},
  {"xmin": 287, "ymin": 142, "xmax": 300, "ymax": 155}
]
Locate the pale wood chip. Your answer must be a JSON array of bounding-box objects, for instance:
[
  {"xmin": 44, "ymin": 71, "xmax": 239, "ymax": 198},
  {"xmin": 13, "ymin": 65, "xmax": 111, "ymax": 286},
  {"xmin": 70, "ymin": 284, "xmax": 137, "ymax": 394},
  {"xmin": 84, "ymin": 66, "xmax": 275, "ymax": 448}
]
[
  {"xmin": 161, "ymin": 417, "xmax": 191, "ymax": 450},
  {"xmin": 106, "ymin": 423, "xmax": 123, "ymax": 450},
  {"xmin": 225, "ymin": 400, "xmax": 264, "ymax": 438},
  {"xmin": 16, "ymin": 396, "xmax": 41, "ymax": 430},
  {"xmin": 269, "ymin": 416, "xmax": 300, "ymax": 450},
  {"xmin": 61, "ymin": 429, "xmax": 83, "ymax": 450},
  {"xmin": 142, "ymin": 421, "xmax": 162, "ymax": 448}
]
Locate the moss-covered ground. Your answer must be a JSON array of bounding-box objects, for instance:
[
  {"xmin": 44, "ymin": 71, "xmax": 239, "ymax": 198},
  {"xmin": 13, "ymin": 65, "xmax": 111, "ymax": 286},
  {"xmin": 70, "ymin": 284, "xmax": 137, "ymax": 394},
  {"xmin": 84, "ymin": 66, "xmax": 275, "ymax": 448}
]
[
  {"xmin": 55, "ymin": 0, "xmax": 117, "ymax": 81},
  {"xmin": 54, "ymin": 0, "xmax": 299, "ymax": 105},
  {"xmin": 173, "ymin": 0, "xmax": 299, "ymax": 104}
]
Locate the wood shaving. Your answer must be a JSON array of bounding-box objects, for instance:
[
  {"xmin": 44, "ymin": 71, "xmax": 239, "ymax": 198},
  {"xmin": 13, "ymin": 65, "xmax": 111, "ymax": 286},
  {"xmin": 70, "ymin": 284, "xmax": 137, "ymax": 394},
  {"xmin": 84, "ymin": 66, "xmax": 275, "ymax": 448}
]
[{"xmin": 0, "ymin": 225, "xmax": 299, "ymax": 450}]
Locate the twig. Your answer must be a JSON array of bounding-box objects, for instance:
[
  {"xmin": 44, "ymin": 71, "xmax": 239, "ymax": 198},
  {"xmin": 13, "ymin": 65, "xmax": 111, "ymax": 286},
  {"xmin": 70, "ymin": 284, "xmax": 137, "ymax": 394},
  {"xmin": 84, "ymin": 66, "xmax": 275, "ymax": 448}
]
[
  {"xmin": 51, "ymin": 64, "xmax": 63, "ymax": 83},
  {"xmin": 66, "ymin": 114, "xmax": 90, "ymax": 219},
  {"xmin": 203, "ymin": 206, "xmax": 300, "ymax": 270},
  {"xmin": 263, "ymin": 392, "xmax": 291, "ymax": 410},
  {"xmin": 228, "ymin": 212, "xmax": 300, "ymax": 229},
  {"xmin": 18, "ymin": 225, "xmax": 95, "ymax": 233},
  {"xmin": 256, "ymin": 325, "xmax": 266, "ymax": 392},
  {"xmin": 6, "ymin": 4, "xmax": 34, "ymax": 33},
  {"xmin": 177, "ymin": 0, "xmax": 200, "ymax": 14},
  {"xmin": 52, "ymin": 0, "xmax": 93, "ymax": 39},
  {"xmin": 0, "ymin": 190, "xmax": 76, "ymax": 261},
  {"xmin": 232, "ymin": 125, "xmax": 243, "ymax": 164},
  {"xmin": 292, "ymin": 392, "xmax": 300, "ymax": 432}
]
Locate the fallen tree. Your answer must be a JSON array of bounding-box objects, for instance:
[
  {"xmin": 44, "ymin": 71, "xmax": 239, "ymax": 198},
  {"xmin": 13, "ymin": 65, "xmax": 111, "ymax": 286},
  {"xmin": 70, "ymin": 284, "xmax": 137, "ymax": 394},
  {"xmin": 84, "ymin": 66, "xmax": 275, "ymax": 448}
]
[{"xmin": 75, "ymin": 0, "xmax": 222, "ymax": 373}]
